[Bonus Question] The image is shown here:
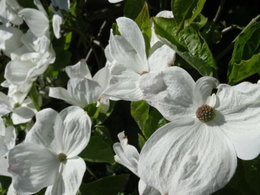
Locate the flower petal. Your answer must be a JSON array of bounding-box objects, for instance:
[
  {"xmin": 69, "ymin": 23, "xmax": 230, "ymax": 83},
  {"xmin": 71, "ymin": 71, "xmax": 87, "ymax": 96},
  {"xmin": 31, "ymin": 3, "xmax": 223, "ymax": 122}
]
[
  {"xmin": 52, "ymin": 13, "xmax": 62, "ymax": 39},
  {"xmin": 0, "ymin": 126, "xmax": 16, "ymax": 156},
  {"xmin": 138, "ymin": 179, "xmax": 160, "ymax": 195},
  {"xmin": 55, "ymin": 106, "xmax": 91, "ymax": 157},
  {"xmin": 4, "ymin": 60, "xmax": 35, "ymax": 85},
  {"xmin": 139, "ymin": 67, "xmax": 195, "ymax": 121},
  {"xmin": 49, "ymin": 87, "xmax": 77, "ymax": 105},
  {"xmin": 216, "ymin": 82, "xmax": 260, "ymax": 160},
  {"xmin": 8, "ymin": 143, "xmax": 60, "ymax": 194},
  {"xmin": 18, "ymin": 8, "xmax": 49, "ymax": 37},
  {"xmin": 45, "ymin": 157, "xmax": 86, "ymax": 195},
  {"xmin": 25, "ymin": 108, "xmax": 58, "ymax": 150},
  {"xmin": 0, "ymin": 157, "xmax": 11, "ymax": 177},
  {"xmin": 65, "ymin": 59, "xmax": 92, "ymax": 79},
  {"xmin": 104, "ymin": 65, "xmax": 143, "ymax": 101},
  {"xmin": 115, "ymin": 17, "xmax": 148, "ymax": 73},
  {"xmin": 113, "ymin": 131, "xmax": 139, "ymax": 175},
  {"xmin": 0, "ymin": 92, "xmax": 12, "ymax": 116},
  {"xmin": 138, "ymin": 119, "xmax": 237, "ymax": 195},
  {"xmin": 194, "ymin": 76, "xmax": 219, "ymax": 106},
  {"xmin": 11, "ymin": 106, "xmax": 35, "ymax": 124},
  {"xmin": 148, "ymin": 45, "xmax": 176, "ymax": 72}
]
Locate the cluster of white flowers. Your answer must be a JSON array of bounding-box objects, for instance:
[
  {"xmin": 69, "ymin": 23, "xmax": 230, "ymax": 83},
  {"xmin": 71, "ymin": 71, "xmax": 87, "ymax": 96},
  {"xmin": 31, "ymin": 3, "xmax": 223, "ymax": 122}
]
[{"xmin": 0, "ymin": 0, "xmax": 259, "ymax": 195}]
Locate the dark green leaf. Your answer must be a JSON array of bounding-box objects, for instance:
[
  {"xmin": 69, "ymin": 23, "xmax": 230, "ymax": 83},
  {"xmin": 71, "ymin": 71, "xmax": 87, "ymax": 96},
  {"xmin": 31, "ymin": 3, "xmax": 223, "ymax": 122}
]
[
  {"xmin": 28, "ymin": 83, "xmax": 42, "ymax": 111},
  {"xmin": 135, "ymin": 2, "xmax": 152, "ymax": 54},
  {"xmin": 243, "ymin": 157, "xmax": 260, "ymax": 194},
  {"xmin": 131, "ymin": 101, "xmax": 168, "ymax": 140},
  {"xmin": 80, "ymin": 174, "xmax": 129, "ymax": 195},
  {"xmin": 171, "ymin": 0, "xmax": 206, "ymax": 29},
  {"xmin": 124, "ymin": 0, "xmax": 145, "ymax": 20},
  {"xmin": 80, "ymin": 126, "xmax": 114, "ymax": 163},
  {"xmin": 153, "ymin": 17, "xmax": 217, "ymax": 76},
  {"xmin": 228, "ymin": 15, "xmax": 260, "ymax": 84}
]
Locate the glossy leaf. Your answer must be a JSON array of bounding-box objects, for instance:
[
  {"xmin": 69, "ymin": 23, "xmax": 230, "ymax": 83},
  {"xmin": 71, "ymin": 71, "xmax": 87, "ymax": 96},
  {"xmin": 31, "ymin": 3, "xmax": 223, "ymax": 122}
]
[
  {"xmin": 171, "ymin": 0, "xmax": 206, "ymax": 29},
  {"xmin": 80, "ymin": 126, "xmax": 114, "ymax": 163},
  {"xmin": 153, "ymin": 17, "xmax": 217, "ymax": 76},
  {"xmin": 80, "ymin": 174, "xmax": 129, "ymax": 195},
  {"xmin": 228, "ymin": 15, "xmax": 260, "ymax": 84},
  {"xmin": 124, "ymin": 0, "xmax": 145, "ymax": 20},
  {"xmin": 135, "ymin": 2, "xmax": 151, "ymax": 54},
  {"xmin": 131, "ymin": 101, "xmax": 168, "ymax": 140}
]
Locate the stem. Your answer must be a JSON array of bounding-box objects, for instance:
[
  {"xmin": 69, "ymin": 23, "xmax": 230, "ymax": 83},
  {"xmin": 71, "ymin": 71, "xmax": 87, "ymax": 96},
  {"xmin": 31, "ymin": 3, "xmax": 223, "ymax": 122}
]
[
  {"xmin": 213, "ymin": 0, "xmax": 225, "ymax": 22},
  {"xmin": 222, "ymin": 24, "xmax": 243, "ymax": 34}
]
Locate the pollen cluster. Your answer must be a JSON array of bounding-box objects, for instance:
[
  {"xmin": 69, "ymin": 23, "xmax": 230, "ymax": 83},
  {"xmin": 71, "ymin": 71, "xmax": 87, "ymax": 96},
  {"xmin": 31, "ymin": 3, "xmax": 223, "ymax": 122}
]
[
  {"xmin": 57, "ymin": 153, "xmax": 67, "ymax": 162},
  {"xmin": 196, "ymin": 104, "xmax": 215, "ymax": 122}
]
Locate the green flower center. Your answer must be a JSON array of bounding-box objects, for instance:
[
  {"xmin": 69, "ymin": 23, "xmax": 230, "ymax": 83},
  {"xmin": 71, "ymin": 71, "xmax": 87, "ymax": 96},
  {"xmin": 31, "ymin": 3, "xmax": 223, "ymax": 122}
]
[
  {"xmin": 196, "ymin": 104, "xmax": 215, "ymax": 122},
  {"xmin": 57, "ymin": 153, "xmax": 67, "ymax": 162}
]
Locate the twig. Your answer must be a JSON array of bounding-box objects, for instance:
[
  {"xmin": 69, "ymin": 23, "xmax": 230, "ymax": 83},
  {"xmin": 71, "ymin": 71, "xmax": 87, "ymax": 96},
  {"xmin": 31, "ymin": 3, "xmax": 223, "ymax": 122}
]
[{"xmin": 213, "ymin": 0, "xmax": 225, "ymax": 22}]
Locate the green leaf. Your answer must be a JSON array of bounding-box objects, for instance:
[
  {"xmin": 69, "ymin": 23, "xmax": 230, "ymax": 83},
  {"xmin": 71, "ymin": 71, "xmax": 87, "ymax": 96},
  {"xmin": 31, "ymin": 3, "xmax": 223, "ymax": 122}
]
[
  {"xmin": 171, "ymin": 0, "xmax": 206, "ymax": 29},
  {"xmin": 135, "ymin": 2, "xmax": 152, "ymax": 54},
  {"xmin": 124, "ymin": 0, "xmax": 145, "ymax": 20},
  {"xmin": 80, "ymin": 126, "xmax": 115, "ymax": 163},
  {"xmin": 131, "ymin": 101, "xmax": 168, "ymax": 140},
  {"xmin": 228, "ymin": 15, "xmax": 260, "ymax": 84},
  {"xmin": 153, "ymin": 17, "xmax": 217, "ymax": 76},
  {"xmin": 80, "ymin": 174, "xmax": 129, "ymax": 195},
  {"xmin": 28, "ymin": 83, "xmax": 42, "ymax": 111},
  {"xmin": 243, "ymin": 157, "xmax": 260, "ymax": 194}
]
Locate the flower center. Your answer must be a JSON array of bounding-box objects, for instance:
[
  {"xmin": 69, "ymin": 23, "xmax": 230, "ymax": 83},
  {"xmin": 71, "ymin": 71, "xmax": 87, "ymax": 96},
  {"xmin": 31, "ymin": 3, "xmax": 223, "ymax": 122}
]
[
  {"xmin": 196, "ymin": 104, "xmax": 215, "ymax": 122},
  {"xmin": 57, "ymin": 153, "xmax": 67, "ymax": 162}
]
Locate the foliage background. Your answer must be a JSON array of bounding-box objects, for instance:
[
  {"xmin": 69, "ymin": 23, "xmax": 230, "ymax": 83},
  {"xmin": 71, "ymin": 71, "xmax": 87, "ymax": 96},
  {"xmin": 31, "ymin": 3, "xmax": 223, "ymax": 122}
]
[{"xmin": 0, "ymin": 0, "xmax": 259, "ymax": 194}]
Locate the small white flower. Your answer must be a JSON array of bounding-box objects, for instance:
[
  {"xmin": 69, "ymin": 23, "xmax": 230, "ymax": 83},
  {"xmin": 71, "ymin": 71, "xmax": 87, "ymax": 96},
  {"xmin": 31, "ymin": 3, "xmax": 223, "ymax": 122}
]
[
  {"xmin": 113, "ymin": 131, "xmax": 160, "ymax": 195},
  {"xmin": 8, "ymin": 106, "xmax": 91, "ymax": 195},
  {"xmin": 49, "ymin": 60, "xmax": 110, "ymax": 112},
  {"xmin": 104, "ymin": 17, "xmax": 176, "ymax": 101},
  {"xmin": 0, "ymin": 92, "xmax": 36, "ymax": 125},
  {"xmin": 137, "ymin": 67, "xmax": 260, "ymax": 195}
]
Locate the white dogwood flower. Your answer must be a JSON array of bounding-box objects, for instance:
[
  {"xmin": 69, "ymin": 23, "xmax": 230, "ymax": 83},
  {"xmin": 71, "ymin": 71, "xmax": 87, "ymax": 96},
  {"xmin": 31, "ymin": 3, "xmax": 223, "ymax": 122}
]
[
  {"xmin": 8, "ymin": 106, "xmax": 91, "ymax": 195},
  {"xmin": 0, "ymin": 92, "xmax": 36, "ymax": 125},
  {"xmin": 49, "ymin": 59, "xmax": 110, "ymax": 112},
  {"xmin": 0, "ymin": 0, "xmax": 23, "ymax": 26},
  {"xmin": 104, "ymin": 17, "xmax": 175, "ymax": 101},
  {"xmin": 113, "ymin": 131, "xmax": 160, "ymax": 195},
  {"xmin": 137, "ymin": 67, "xmax": 260, "ymax": 195}
]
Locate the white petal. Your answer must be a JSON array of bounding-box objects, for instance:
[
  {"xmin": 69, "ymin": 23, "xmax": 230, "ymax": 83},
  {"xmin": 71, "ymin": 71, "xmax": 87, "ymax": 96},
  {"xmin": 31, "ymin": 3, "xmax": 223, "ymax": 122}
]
[
  {"xmin": 194, "ymin": 76, "xmax": 219, "ymax": 106},
  {"xmin": 116, "ymin": 17, "xmax": 147, "ymax": 72},
  {"xmin": 138, "ymin": 119, "xmax": 237, "ymax": 195},
  {"xmin": 45, "ymin": 157, "xmax": 86, "ymax": 195},
  {"xmin": 65, "ymin": 59, "xmax": 92, "ymax": 79},
  {"xmin": 52, "ymin": 13, "xmax": 62, "ymax": 39},
  {"xmin": 67, "ymin": 78, "xmax": 102, "ymax": 107},
  {"xmin": 138, "ymin": 179, "xmax": 160, "ymax": 195},
  {"xmin": 0, "ymin": 126, "xmax": 16, "ymax": 156},
  {"xmin": 5, "ymin": 60, "xmax": 35, "ymax": 85},
  {"xmin": 55, "ymin": 106, "xmax": 91, "ymax": 157},
  {"xmin": 11, "ymin": 106, "xmax": 35, "ymax": 124},
  {"xmin": 93, "ymin": 66, "xmax": 110, "ymax": 92},
  {"xmin": 8, "ymin": 143, "xmax": 60, "ymax": 194},
  {"xmin": 49, "ymin": 87, "xmax": 77, "ymax": 105},
  {"xmin": 0, "ymin": 26, "xmax": 23, "ymax": 57},
  {"xmin": 18, "ymin": 8, "xmax": 49, "ymax": 37},
  {"xmin": 139, "ymin": 66, "xmax": 195, "ymax": 121},
  {"xmin": 25, "ymin": 108, "xmax": 59, "ymax": 150},
  {"xmin": 216, "ymin": 82, "xmax": 260, "ymax": 160},
  {"xmin": 113, "ymin": 131, "xmax": 139, "ymax": 175},
  {"xmin": 0, "ymin": 92, "xmax": 12, "ymax": 115},
  {"xmin": 108, "ymin": 0, "xmax": 124, "ymax": 3},
  {"xmin": 0, "ymin": 156, "xmax": 11, "ymax": 177},
  {"xmin": 148, "ymin": 45, "xmax": 176, "ymax": 72},
  {"xmin": 104, "ymin": 65, "xmax": 143, "ymax": 101}
]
